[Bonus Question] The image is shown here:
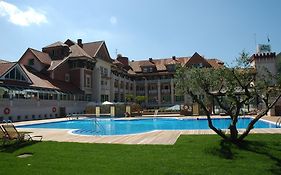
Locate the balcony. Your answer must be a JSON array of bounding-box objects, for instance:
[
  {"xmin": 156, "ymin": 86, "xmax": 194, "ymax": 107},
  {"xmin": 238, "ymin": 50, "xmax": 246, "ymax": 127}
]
[
  {"xmin": 161, "ymin": 89, "xmax": 170, "ymax": 93},
  {"xmin": 148, "ymin": 90, "xmax": 158, "ymax": 94}
]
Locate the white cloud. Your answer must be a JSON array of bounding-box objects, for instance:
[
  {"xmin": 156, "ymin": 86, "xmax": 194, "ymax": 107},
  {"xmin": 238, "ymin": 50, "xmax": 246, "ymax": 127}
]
[
  {"xmin": 110, "ymin": 16, "xmax": 117, "ymax": 25},
  {"xmin": 0, "ymin": 1, "xmax": 47, "ymax": 26}
]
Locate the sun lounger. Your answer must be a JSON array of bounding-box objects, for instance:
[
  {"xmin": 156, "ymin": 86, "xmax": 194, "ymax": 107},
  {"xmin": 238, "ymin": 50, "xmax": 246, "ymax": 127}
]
[{"xmin": 1, "ymin": 124, "xmax": 42, "ymax": 142}]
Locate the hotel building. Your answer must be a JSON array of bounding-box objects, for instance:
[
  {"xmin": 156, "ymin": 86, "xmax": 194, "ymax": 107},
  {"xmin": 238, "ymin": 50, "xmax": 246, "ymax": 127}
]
[{"xmin": 0, "ymin": 39, "xmax": 223, "ymax": 121}]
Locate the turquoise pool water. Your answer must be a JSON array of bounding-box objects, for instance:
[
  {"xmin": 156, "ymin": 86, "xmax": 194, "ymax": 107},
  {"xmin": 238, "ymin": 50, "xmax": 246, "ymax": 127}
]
[{"xmin": 17, "ymin": 117, "xmax": 276, "ymax": 136}]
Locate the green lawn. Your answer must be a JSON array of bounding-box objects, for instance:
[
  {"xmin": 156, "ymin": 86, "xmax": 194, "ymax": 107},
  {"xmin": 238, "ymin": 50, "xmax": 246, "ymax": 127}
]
[{"xmin": 1, "ymin": 134, "xmax": 281, "ymax": 175}]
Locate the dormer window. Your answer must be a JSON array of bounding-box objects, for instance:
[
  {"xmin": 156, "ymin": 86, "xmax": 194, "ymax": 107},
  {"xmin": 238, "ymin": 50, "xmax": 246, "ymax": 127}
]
[
  {"xmin": 166, "ymin": 64, "xmax": 176, "ymax": 72},
  {"xmin": 143, "ymin": 67, "xmax": 148, "ymax": 73},
  {"xmin": 142, "ymin": 66, "xmax": 154, "ymax": 73},
  {"xmin": 28, "ymin": 59, "xmax": 34, "ymax": 66},
  {"xmin": 193, "ymin": 63, "xmax": 203, "ymax": 68}
]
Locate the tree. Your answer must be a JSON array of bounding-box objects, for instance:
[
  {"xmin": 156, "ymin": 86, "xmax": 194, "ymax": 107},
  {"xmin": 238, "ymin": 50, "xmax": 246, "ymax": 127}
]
[
  {"xmin": 175, "ymin": 51, "xmax": 281, "ymax": 143},
  {"xmin": 125, "ymin": 94, "xmax": 134, "ymax": 102},
  {"xmin": 135, "ymin": 96, "xmax": 147, "ymax": 106}
]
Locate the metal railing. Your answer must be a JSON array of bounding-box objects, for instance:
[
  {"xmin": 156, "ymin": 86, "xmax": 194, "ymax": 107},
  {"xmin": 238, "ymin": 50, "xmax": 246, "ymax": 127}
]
[{"xmin": 276, "ymin": 118, "xmax": 281, "ymax": 128}]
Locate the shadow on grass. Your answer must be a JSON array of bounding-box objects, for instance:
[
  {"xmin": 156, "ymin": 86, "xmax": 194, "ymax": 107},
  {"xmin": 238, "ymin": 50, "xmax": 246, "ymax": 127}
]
[
  {"xmin": 207, "ymin": 140, "xmax": 235, "ymax": 159},
  {"xmin": 208, "ymin": 139, "xmax": 281, "ymax": 175},
  {"xmin": 0, "ymin": 140, "xmax": 40, "ymax": 153},
  {"xmin": 237, "ymin": 140, "xmax": 281, "ymax": 175}
]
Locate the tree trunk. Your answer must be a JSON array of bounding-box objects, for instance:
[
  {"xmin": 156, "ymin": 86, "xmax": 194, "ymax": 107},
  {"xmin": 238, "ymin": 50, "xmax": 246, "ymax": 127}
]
[
  {"xmin": 229, "ymin": 124, "xmax": 238, "ymax": 142},
  {"xmin": 190, "ymin": 92, "xmax": 228, "ymax": 140},
  {"xmin": 238, "ymin": 109, "xmax": 268, "ymax": 141}
]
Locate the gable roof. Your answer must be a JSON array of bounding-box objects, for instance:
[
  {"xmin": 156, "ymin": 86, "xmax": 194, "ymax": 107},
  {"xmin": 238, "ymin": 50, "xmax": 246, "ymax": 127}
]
[
  {"xmin": 29, "ymin": 48, "xmax": 52, "ymax": 65},
  {"xmin": 129, "ymin": 57, "xmax": 190, "ymax": 73},
  {"xmin": 22, "ymin": 65, "xmax": 82, "ymax": 93},
  {"xmin": 47, "ymin": 40, "xmax": 95, "ymax": 71},
  {"xmin": 18, "ymin": 48, "xmax": 52, "ymax": 67},
  {"xmin": 0, "ymin": 63, "xmax": 32, "ymax": 84},
  {"xmin": 0, "ymin": 62, "xmax": 15, "ymax": 77},
  {"xmin": 128, "ymin": 53, "xmax": 223, "ymax": 74},
  {"xmin": 82, "ymin": 41, "xmax": 104, "ymax": 57},
  {"xmin": 0, "ymin": 59, "xmax": 10, "ymax": 64},
  {"xmin": 68, "ymin": 43, "xmax": 92, "ymax": 59},
  {"xmin": 184, "ymin": 52, "xmax": 212, "ymax": 67},
  {"xmin": 207, "ymin": 59, "xmax": 224, "ymax": 68},
  {"xmin": 83, "ymin": 41, "xmax": 113, "ymax": 63},
  {"xmin": 47, "ymin": 59, "xmax": 65, "ymax": 71},
  {"xmin": 42, "ymin": 41, "xmax": 68, "ymax": 49}
]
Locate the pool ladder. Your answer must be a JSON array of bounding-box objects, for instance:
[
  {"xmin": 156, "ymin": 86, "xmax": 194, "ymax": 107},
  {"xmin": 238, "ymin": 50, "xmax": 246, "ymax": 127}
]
[
  {"xmin": 276, "ymin": 118, "xmax": 281, "ymax": 128},
  {"xmin": 92, "ymin": 117, "xmax": 105, "ymax": 135}
]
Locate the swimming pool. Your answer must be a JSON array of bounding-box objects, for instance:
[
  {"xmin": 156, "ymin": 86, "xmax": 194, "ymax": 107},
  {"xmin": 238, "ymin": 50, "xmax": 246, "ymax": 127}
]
[{"xmin": 17, "ymin": 117, "xmax": 277, "ymax": 136}]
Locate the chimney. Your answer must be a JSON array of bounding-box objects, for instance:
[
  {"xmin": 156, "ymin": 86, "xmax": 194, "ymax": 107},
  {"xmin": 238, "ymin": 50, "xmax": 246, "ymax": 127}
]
[
  {"xmin": 117, "ymin": 55, "xmax": 129, "ymax": 65},
  {"xmin": 172, "ymin": 56, "xmax": 176, "ymax": 60},
  {"xmin": 77, "ymin": 39, "xmax": 83, "ymax": 48},
  {"xmin": 149, "ymin": 58, "xmax": 153, "ymax": 62}
]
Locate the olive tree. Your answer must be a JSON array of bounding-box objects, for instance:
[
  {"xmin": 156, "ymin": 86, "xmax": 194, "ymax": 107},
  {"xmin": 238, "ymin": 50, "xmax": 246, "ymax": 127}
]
[{"xmin": 175, "ymin": 51, "xmax": 281, "ymax": 142}]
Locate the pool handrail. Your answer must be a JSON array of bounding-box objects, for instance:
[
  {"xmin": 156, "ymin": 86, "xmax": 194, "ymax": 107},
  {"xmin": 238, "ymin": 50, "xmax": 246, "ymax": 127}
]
[{"xmin": 276, "ymin": 118, "xmax": 281, "ymax": 128}]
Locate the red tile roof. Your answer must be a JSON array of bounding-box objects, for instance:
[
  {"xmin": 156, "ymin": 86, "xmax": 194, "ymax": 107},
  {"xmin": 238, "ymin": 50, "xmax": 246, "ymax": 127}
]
[
  {"xmin": 68, "ymin": 43, "xmax": 92, "ymax": 59},
  {"xmin": 42, "ymin": 41, "xmax": 68, "ymax": 49},
  {"xmin": 184, "ymin": 52, "xmax": 211, "ymax": 67},
  {"xmin": 29, "ymin": 48, "xmax": 52, "ymax": 65},
  {"xmin": 128, "ymin": 54, "xmax": 223, "ymax": 74},
  {"xmin": 21, "ymin": 65, "xmax": 82, "ymax": 93},
  {"xmin": 82, "ymin": 41, "xmax": 104, "ymax": 57},
  {"xmin": 47, "ymin": 59, "xmax": 65, "ymax": 71},
  {"xmin": 46, "ymin": 41, "xmax": 95, "ymax": 71},
  {"xmin": 0, "ymin": 62, "xmax": 16, "ymax": 77},
  {"xmin": 207, "ymin": 59, "xmax": 224, "ymax": 68},
  {"xmin": 0, "ymin": 59, "xmax": 10, "ymax": 64}
]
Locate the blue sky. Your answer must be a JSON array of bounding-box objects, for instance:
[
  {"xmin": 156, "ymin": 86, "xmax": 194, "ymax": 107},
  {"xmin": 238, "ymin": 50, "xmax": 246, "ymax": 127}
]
[{"xmin": 0, "ymin": 0, "xmax": 281, "ymax": 65}]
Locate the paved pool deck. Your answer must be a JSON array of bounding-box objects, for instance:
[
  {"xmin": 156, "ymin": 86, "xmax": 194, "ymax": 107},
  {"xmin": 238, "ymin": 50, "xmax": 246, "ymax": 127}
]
[{"xmin": 13, "ymin": 115, "xmax": 281, "ymax": 145}]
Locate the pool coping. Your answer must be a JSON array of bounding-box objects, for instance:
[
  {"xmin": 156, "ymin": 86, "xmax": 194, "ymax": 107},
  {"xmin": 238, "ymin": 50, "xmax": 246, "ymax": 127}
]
[{"xmin": 12, "ymin": 115, "xmax": 281, "ymax": 145}]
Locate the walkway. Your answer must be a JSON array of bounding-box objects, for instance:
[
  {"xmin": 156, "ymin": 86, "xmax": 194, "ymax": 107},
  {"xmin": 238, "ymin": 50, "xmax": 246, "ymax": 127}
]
[{"xmin": 15, "ymin": 116, "xmax": 281, "ymax": 145}]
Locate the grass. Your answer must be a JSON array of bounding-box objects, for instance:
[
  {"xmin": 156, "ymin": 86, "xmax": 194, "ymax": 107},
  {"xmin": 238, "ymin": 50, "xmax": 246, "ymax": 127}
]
[{"xmin": 1, "ymin": 134, "xmax": 281, "ymax": 175}]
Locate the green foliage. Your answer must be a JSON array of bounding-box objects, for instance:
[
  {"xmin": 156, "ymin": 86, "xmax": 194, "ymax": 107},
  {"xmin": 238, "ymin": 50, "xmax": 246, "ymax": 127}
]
[
  {"xmin": 1, "ymin": 134, "xmax": 281, "ymax": 175},
  {"xmin": 125, "ymin": 94, "xmax": 134, "ymax": 102},
  {"xmin": 175, "ymin": 50, "xmax": 281, "ymax": 142},
  {"xmin": 135, "ymin": 96, "xmax": 147, "ymax": 104}
]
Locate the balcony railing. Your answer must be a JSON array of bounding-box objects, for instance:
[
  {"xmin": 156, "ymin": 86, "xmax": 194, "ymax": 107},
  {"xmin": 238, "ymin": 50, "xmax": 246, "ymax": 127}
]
[
  {"xmin": 161, "ymin": 89, "xmax": 170, "ymax": 93},
  {"xmin": 148, "ymin": 90, "xmax": 158, "ymax": 94}
]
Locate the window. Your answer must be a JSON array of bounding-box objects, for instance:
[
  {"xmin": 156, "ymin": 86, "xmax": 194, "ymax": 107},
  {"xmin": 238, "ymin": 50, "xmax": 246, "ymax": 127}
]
[
  {"xmin": 28, "ymin": 59, "xmax": 34, "ymax": 66},
  {"xmin": 143, "ymin": 67, "xmax": 148, "ymax": 73},
  {"xmin": 85, "ymin": 75, "xmax": 91, "ymax": 88},
  {"xmin": 120, "ymin": 81, "xmax": 124, "ymax": 89},
  {"xmin": 101, "ymin": 95, "xmax": 109, "ymax": 102},
  {"xmin": 100, "ymin": 67, "xmax": 108, "ymax": 77},
  {"xmin": 193, "ymin": 63, "xmax": 203, "ymax": 68},
  {"xmin": 167, "ymin": 65, "xmax": 175, "ymax": 72},
  {"xmin": 125, "ymin": 82, "xmax": 129, "ymax": 90},
  {"xmin": 3, "ymin": 66, "xmax": 28, "ymax": 82},
  {"xmin": 104, "ymin": 68, "xmax": 108, "ymax": 76},
  {"xmin": 114, "ymin": 80, "xmax": 118, "ymax": 88},
  {"xmin": 65, "ymin": 74, "xmax": 70, "ymax": 82}
]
